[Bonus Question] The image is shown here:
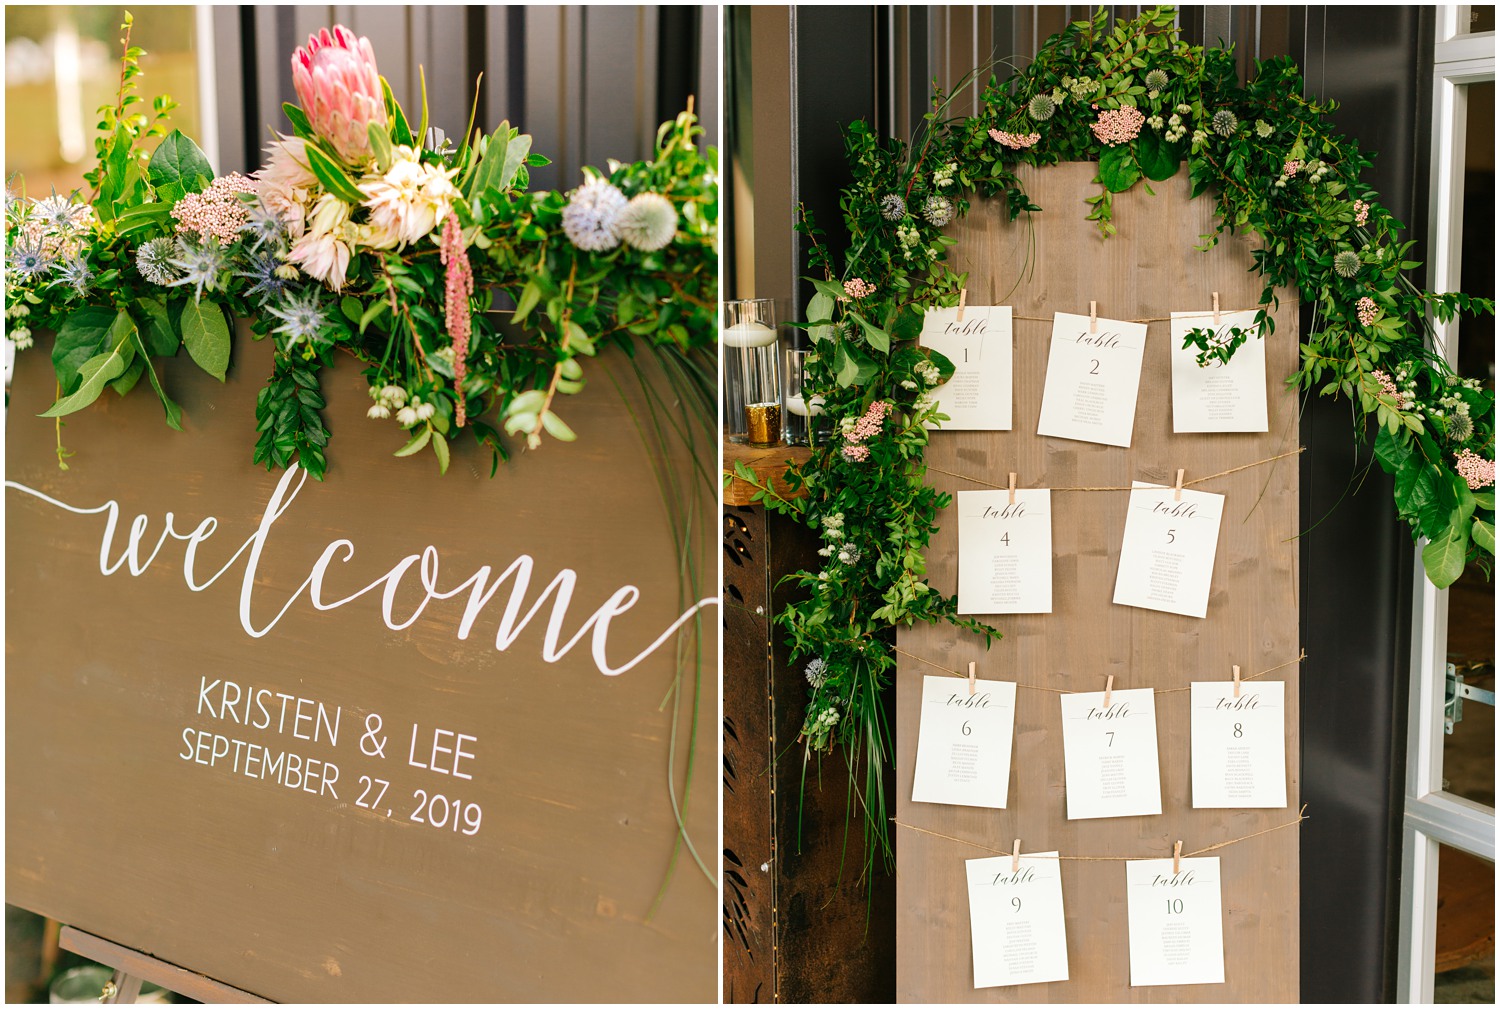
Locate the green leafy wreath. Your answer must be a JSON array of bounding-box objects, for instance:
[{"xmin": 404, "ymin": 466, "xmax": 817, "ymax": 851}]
[{"xmin": 735, "ymin": 5, "xmax": 1493, "ymax": 876}]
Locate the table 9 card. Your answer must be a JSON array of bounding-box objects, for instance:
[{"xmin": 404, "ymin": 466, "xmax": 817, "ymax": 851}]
[
  {"xmin": 919, "ymin": 306, "xmax": 1014, "ymax": 430},
  {"xmin": 1126, "ymin": 857, "xmax": 1226, "ymax": 986},
  {"xmin": 957, "ymin": 489, "xmax": 1053, "ymax": 615},
  {"xmin": 1171, "ymin": 309, "xmax": 1269, "ymax": 433},
  {"xmin": 966, "ymin": 853, "xmax": 1070, "ymax": 988},
  {"xmin": 1059, "ymin": 687, "xmax": 1162, "ymax": 819},
  {"xmin": 911, "ymin": 675, "xmax": 1018, "ymax": 808},
  {"xmin": 1036, "ymin": 312, "xmax": 1148, "ymax": 447},
  {"xmin": 1112, "ymin": 482, "xmax": 1225, "ymax": 619},
  {"xmin": 1191, "ymin": 680, "xmax": 1288, "ymax": 808}
]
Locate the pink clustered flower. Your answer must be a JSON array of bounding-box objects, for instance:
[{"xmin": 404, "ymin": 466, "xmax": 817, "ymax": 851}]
[
  {"xmin": 1372, "ymin": 369, "xmax": 1399, "ymax": 399},
  {"xmin": 439, "ymin": 213, "xmax": 473, "ymax": 428},
  {"xmin": 1281, "ymin": 159, "xmax": 1302, "ymax": 179},
  {"xmin": 1357, "ymin": 296, "xmax": 1378, "ymax": 327},
  {"xmin": 989, "ymin": 128, "xmax": 1040, "ymax": 150},
  {"xmin": 842, "ymin": 278, "xmax": 876, "ymax": 300},
  {"xmin": 841, "ymin": 400, "xmax": 890, "ymax": 462},
  {"xmin": 291, "ymin": 25, "xmax": 388, "ymax": 164},
  {"xmin": 1090, "ymin": 106, "xmax": 1145, "ymax": 147},
  {"xmin": 171, "ymin": 173, "xmax": 256, "ymax": 243},
  {"xmin": 1456, "ymin": 449, "xmax": 1494, "ymax": 490},
  {"xmin": 1353, "ymin": 199, "xmax": 1370, "ymax": 227}
]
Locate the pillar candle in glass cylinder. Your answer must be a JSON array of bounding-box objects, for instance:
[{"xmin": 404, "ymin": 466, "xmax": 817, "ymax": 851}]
[
  {"xmin": 782, "ymin": 347, "xmax": 826, "ymax": 446},
  {"xmin": 723, "ymin": 299, "xmax": 781, "ymax": 444}
]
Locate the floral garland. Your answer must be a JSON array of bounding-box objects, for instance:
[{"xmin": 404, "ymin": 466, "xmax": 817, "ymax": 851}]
[
  {"xmin": 5, "ymin": 15, "xmax": 717, "ymax": 480},
  {"xmin": 736, "ymin": 5, "xmax": 1493, "ymax": 873}
]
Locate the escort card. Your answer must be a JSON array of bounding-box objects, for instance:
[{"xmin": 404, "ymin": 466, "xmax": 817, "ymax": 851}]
[
  {"xmin": 1171, "ymin": 310, "xmax": 1269, "ymax": 432},
  {"xmin": 1126, "ymin": 857, "xmax": 1226, "ymax": 986},
  {"xmin": 1059, "ymin": 687, "xmax": 1162, "ymax": 819},
  {"xmin": 966, "ymin": 853, "xmax": 1070, "ymax": 988},
  {"xmin": 912, "ymin": 675, "xmax": 1018, "ymax": 808},
  {"xmin": 1112, "ymin": 481, "xmax": 1225, "ymax": 619},
  {"xmin": 957, "ymin": 489, "xmax": 1053, "ymax": 615},
  {"xmin": 919, "ymin": 306, "xmax": 1014, "ymax": 430},
  {"xmin": 1036, "ymin": 311, "xmax": 1148, "ymax": 447},
  {"xmin": 1191, "ymin": 680, "xmax": 1288, "ymax": 808}
]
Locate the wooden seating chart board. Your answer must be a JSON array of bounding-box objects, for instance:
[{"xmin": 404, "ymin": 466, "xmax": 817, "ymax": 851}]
[
  {"xmin": 896, "ymin": 163, "xmax": 1301, "ymax": 1002},
  {"xmin": 6, "ymin": 332, "xmax": 717, "ymax": 1002}
]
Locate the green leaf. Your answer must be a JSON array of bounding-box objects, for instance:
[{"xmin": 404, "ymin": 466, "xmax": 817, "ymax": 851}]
[
  {"xmin": 512, "ymin": 279, "xmax": 542, "ymax": 324},
  {"xmin": 135, "ymin": 297, "xmax": 179, "ymax": 356},
  {"xmin": 367, "ymin": 121, "xmax": 393, "ymax": 172},
  {"xmin": 180, "ymin": 300, "xmax": 231, "ymax": 381},
  {"xmin": 499, "ymin": 132, "xmax": 532, "ymax": 191},
  {"xmin": 807, "ymin": 292, "xmax": 836, "ymax": 343},
  {"xmin": 282, "ymin": 103, "xmax": 314, "ymax": 140},
  {"xmin": 850, "ymin": 311, "xmax": 891, "ymax": 354},
  {"xmin": 394, "ymin": 426, "xmax": 433, "ymax": 457},
  {"xmin": 147, "ymin": 129, "xmax": 214, "ymax": 194},
  {"xmin": 53, "ymin": 307, "xmax": 116, "ymax": 391},
  {"xmin": 110, "ymin": 357, "xmax": 145, "ymax": 396},
  {"xmin": 302, "ymin": 143, "xmax": 366, "ymax": 204},
  {"xmin": 128, "ymin": 326, "xmax": 183, "ymax": 430},
  {"xmin": 431, "ymin": 430, "xmax": 450, "ymax": 474},
  {"xmin": 1473, "ymin": 490, "xmax": 1495, "ymax": 511},
  {"xmin": 382, "ymin": 77, "xmax": 413, "ymax": 146},
  {"xmin": 1421, "ymin": 522, "xmax": 1469, "ymax": 589},
  {"xmin": 1097, "ymin": 144, "xmax": 1141, "ymax": 193},
  {"xmin": 1373, "ymin": 424, "xmax": 1407, "ymax": 473},
  {"xmin": 39, "ymin": 313, "xmax": 137, "ymax": 418},
  {"xmin": 358, "ymin": 299, "xmax": 389, "ymax": 335},
  {"xmin": 1473, "ymin": 517, "xmax": 1495, "ymax": 556},
  {"xmin": 467, "ymin": 123, "xmax": 509, "ymax": 198},
  {"xmin": 340, "ymin": 295, "xmax": 363, "ymax": 324},
  {"xmin": 540, "ymin": 410, "xmax": 577, "ymax": 442},
  {"xmin": 1135, "ymin": 129, "xmax": 1180, "ymax": 181}
]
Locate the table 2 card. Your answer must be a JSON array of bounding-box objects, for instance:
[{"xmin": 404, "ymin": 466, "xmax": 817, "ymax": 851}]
[
  {"xmin": 911, "ymin": 675, "xmax": 1018, "ymax": 809},
  {"xmin": 1113, "ymin": 481, "xmax": 1225, "ymax": 619},
  {"xmin": 966, "ymin": 853, "xmax": 1070, "ymax": 988},
  {"xmin": 1059, "ymin": 687, "xmax": 1162, "ymax": 819},
  {"xmin": 957, "ymin": 489, "xmax": 1053, "ymax": 615},
  {"xmin": 1036, "ymin": 311, "xmax": 1148, "ymax": 447},
  {"xmin": 1126, "ymin": 857, "xmax": 1226, "ymax": 986},
  {"xmin": 1171, "ymin": 309, "xmax": 1269, "ymax": 433},
  {"xmin": 919, "ymin": 305, "xmax": 1014, "ymax": 430},
  {"xmin": 1191, "ymin": 680, "xmax": 1288, "ymax": 808}
]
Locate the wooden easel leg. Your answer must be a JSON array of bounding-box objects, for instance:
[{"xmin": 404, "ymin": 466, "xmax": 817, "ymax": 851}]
[{"xmin": 102, "ymin": 968, "xmax": 143, "ymax": 1004}]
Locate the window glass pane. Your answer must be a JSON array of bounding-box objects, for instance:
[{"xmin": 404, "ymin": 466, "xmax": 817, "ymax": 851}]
[
  {"xmin": 1433, "ymin": 844, "xmax": 1495, "ymax": 1003},
  {"xmin": 1461, "ymin": 5, "xmax": 1497, "ymax": 35}
]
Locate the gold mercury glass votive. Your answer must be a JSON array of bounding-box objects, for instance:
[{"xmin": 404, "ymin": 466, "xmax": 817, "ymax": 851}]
[{"xmin": 745, "ymin": 402, "xmax": 782, "ymax": 447}]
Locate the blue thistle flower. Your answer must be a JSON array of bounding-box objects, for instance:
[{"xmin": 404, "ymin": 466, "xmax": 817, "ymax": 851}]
[
  {"xmin": 7, "ymin": 231, "xmax": 54, "ymax": 281},
  {"xmin": 265, "ymin": 286, "xmax": 329, "ymax": 348},
  {"xmin": 135, "ymin": 237, "xmax": 180, "ymax": 285},
  {"xmin": 167, "ymin": 236, "xmax": 229, "ymax": 302},
  {"xmin": 50, "ymin": 252, "xmax": 92, "ymax": 296},
  {"xmin": 239, "ymin": 252, "xmax": 291, "ymax": 301},
  {"xmin": 241, "ymin": 200, "xmax": 287, "ymax": 253}
]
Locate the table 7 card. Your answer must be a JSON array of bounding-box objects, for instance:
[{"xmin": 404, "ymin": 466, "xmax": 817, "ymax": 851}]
[
  {"xmin": 966, "ymin": 853, "xmax": 1070, "ymax": 988},
  {"xmin": 957, "ymin": 489, "xmax": 1053, "ymax": 615},
  {"xmin": 1112, "ymin": 481, "xmax": 1225, "ymax": 619},
  {"xmin": 911, "ymin": 675, "xmax": 1018, "ymax": 808},
  {"xmin": 919, "ymin": 306, "xmax": 1014, "ymax": 430},
  {"xmin": 1036, "ymin": 311, "xmax": 1148, "ymax": 447},
  {"xmin": 1191, "ymin": 680, "xmax": 1287, "ymax": 808},
  {"xmin": 1171, "ymin": 309, "xmax": 1269, "ymax": 433},
  {"xmin": 1059, "ymin": 687, "xmax": 1162, "ymax": 819},
  {"xmin": 1126, "ymin": 857, "xmax": 1226, "ymax": 986}
]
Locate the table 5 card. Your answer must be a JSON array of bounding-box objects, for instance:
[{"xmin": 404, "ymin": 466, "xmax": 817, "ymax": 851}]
[
  {"xmin": 966, "ymin": 853, "xmax": 1070, "ymax": 988},
  {"xmin": 912, "ymin": 675, "xmax": 1018, "ymax": 808},
  {"xmin": 1126, "ymin": 857, "xmax": 1226, "ymax": 986},
  {"xmin": 1171, "ymin": 309, "xmax": 1269, "ymax": 433},
  {"xmin": 919, "ymin": 306, "xmax": 1014, "ymax": 430},
  {"xmin": 1059, "ymin": 687, "xmax": 1162, "ymax": 819},
  {"xmin": 957, "ymin": 489, "xmax": 1053, "ymax": 615},
  {"xmin": 1113, "ymin": 482, "xmax": 1225, "ymax": 619},
  {"xmin": 1191, "ymin": 680, "xmax": 1287, "ymax": 808},
  {"xmin": 1037, "ymin": 311, "xmax": 1148, "ymax": 447}
]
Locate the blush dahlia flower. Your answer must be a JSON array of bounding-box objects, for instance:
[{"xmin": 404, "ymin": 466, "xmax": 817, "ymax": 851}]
[{"xmin": 290, "ymin": 26, "xmax": 388, "ymax": 164}]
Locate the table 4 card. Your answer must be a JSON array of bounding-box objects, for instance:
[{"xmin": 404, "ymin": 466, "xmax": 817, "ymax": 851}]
[
  {"xmin": 966, "ymin": 853, "xmax": 1070, "ymax": 988},
  {"xmin": 1036, "ymin": 311, "xmax": 1148, "ymax": 447},
  {"xmin": 1170, "ymin": 309, "xmax": 1269, "ymax": 433},
  {"xmin": 1191, "ymin": 680, "xmax": 1288, "ymax": 808},
  {"xmin": 918, "ymin": 305, "xmax": 1014, "ymax": 430},
  {"xmin": 957, "ymin": 489, "xmax": 1053, "ymax": 615},
  {"xmin": 1126, "ymin": 857, "xmax": 1226, "ymax": 986},
  {"xmin": 1059, "ymin": 687, "xmax": 1162, "ymax": 819},
  {"xmin": 1113, "ymin": 481, "xmax": 1225, "ymax": 619},
  {"xmin": 911, "ymin": 675, "xmax": 1018, "ymax": 808}
]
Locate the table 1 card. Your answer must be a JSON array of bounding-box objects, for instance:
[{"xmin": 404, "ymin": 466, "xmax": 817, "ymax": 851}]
[
  {"xmin": 1112, "ymin": 481, "xmax": 1225, "ymax": 619},
  {"xmin": 1191, "ymin": 680, "xmax": 1288, "ymax": 808},
  {"xmin": 957, "ymin": 489, "xmax": 1053, "ymax": 615},
  {"xmin": 919, "ymin": 306, "xmax": 1014, "ymax": 430},
  {"xmin": 1171, "ymin": 310, "xmax": 1269, "ymax": 433},
  {"xmin": 1059, "ymin": 687, "xmax": 1162, "ymax": 819},
  {"xmin": 1036, "ymin": 311, "xmax": 1148, "ymax": 447},
  {"xmin": 1126, "ymin": 857, "xmax": 1226, "ymax": 986},
  {"xmin": 911, "ymin": 675, "xmax": 1018, "ymax": 808},
  {"xmin": 966, "ymin": 853, "xmax": 1070, "ymax": 988}
]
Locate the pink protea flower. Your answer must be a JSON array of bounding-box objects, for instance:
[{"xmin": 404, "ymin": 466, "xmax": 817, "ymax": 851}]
[
  {"xmin": 989, "ymin": 128, "xmax": 1040, "ymax": 150},
  {"xmin": 1090, "ymin": 106, "xmax": 1144, "ymax": 146},
  {"xmin": 1456, "ymin": 449, "xmax": 1494, "ymax": 489},
  {"xmin": 439, "ymin": 213, "xmax": 473, "ymax": 428},
  {"xmin": 291, "ymin": 26, "xmax": 388, "ymax": 164}
]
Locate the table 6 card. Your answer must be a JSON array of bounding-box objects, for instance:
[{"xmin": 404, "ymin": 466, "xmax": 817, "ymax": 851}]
[
  {"xmin": 912, "ymin": 675, "xmax": 1018, "ymax": 808},
  {"xmin": 966, "ymin": 853, "xmax": 1070, "ymax": 988},
  {"xmin": 1171, "ymin": 309, "xmax": 1269, "ymax": 433},
  {"xmin": 1191, "ymin": 680, "xmax": 1288, "ymax": 808},
  {"xmin": 1036, "ymin": 311, "xmax": 1148, "ymax": 447},
  {"xmin": 1112, "ymin": 481, "xmax": 1225, "ymax": 619},
  {"xmin": 918, "ymin": 305, "xmax": 1014, "ymax": 430},
  {"xmin": 1059, "ymin": 687, "xmax": 1162, "ymax": 819},
  {"xmin": 1126, "ymin": 857, "xmax": 1226, "ymax": 986},
  {"xmin": 957, "ymin": 489, "xmax": 1053, "ymax": 615}
]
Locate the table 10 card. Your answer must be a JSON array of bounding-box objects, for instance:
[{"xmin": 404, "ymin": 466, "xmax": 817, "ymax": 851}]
[
  {"xmin": 1126, "ymin": 857, "xmax": 1226, "ymax": 986},
  {"xmin": 1171, "ymin": 309, "xmax": 1269, "ymax": 433},
  {"xmin": 1036, "ymin": 311, "xmax": 1148, "ymax": 447},
  {"xmin": 919, "ymin": 306, "xmax": 1014, "ymax": 430},
  {"xmin": 1113, "ymin": 481, "xmax": 1225, "ymax": 619},
  {"xmin": 1191, "ymin": 680, "xmax": 1288, "ymax": 808},
  {"xmin": 966, "ymin": 853, "xmax": 1070, "ymax": 988},
  {"xmin": 957, "ymin": 489, "xmax": 1053, "ymax": 615},
  {"xmin": 1059, "ymin": 687, "xmax": 1162, "ymax": 819},
  {"xmin": 911, "ymin": 675, "xmax": 1018, "ymax": 808}
]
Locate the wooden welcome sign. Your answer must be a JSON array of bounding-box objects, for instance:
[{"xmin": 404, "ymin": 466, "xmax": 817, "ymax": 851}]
[{"xmin": 6, "ymin": 331, "xmax": 717, "ymax": 1001}]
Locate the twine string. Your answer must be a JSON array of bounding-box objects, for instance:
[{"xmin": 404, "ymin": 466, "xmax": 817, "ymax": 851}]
[
  {"xmin": 927, "ymin": 446, "xmax": 1304, "ymax": 494},
  {"xmin": 1009, "ymin": 310, "xmax": 1255, "ymax": 326},
  {"xmin": 893, "ymin": 649, "xmax": 1305, "ymax": 695}
]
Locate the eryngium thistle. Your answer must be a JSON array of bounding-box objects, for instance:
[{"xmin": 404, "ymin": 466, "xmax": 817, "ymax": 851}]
[
  {"xmin": 561, "ymin": 176, "xmax": 628, "ymax": 252},
  {"xmin": 241, "ymin": 200, "xmax": 288, "ymax": 253},
  {"xmin": 51, "ymin": 253, "xmax": 91, "ymax": 296},
  {"xmin": 804, "ymin": 658, "xmax": 829, "ymax": 689},
  {"xmin": 135, "ymin": 237, "xmax": 181, "ymax": 285},
  {"xmin": 7, "ymin": 231, "xmax": 53, "ymax": 280},
  {"xmin": 239, "ymin": 252, "xmax": 291, "ymax": 301},
  {"xmin": 1333, "ymin": 250, "xmax": 1361, "ymax": 279},
  {"xmin": 1145, "ymin": 69, "xmax": 1169, "ymax": 90},
  {"xmin": 1027, "ymin": 94, "xmax": 1056, "ymax": 121},
  {"xmin": 31, "ymin": 192, "xmax": 92, "ymax": 235},
  {"xmin": 265, "ymin": 286, "xmax": 329, "ymax": 347},
  {"xmin": 1211, "ymin": 109, "xmax": 1239, "ymax": 136},
  {"xmin": 922, "ymin": 194, "xmax": 954, "ymax": 228},
  {"xmin": 1447, "ymin": 410, "xmax": 1475, "ymax": 444},
  {"xmin": 167, "ymin": 236, "xmax": 229, "ymax": 302},
  {"xmin": 879, "ymin": 193, "xmax": 906, "ymax": 221},
  {"xmin": 613, "ymin": 192, "xmax": 677, "ymax": 251}
]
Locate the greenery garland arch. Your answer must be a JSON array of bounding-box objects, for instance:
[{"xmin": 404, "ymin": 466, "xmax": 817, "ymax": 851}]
[{"xmin": 736, "ymin": 5, "xmax": 1494, "ymax": 874}]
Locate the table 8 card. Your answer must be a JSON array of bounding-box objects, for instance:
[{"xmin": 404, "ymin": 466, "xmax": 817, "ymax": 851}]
[
  {"xmin": 1036, "ymin": 311, "xmax": 1148, "ymax": 447},
  {"xmin": 1059, "ymin": 687, "xmax": 1162, "ymax": 819},
  {"xmin": 957, "ymin": 489, "xmax": 1053, "ymax": 615},
  {"xmin": 1191, "ymin": 680, "xmax": 1288, "ymax": 808},
  {"xmin": 1126, "ymin": 857, "xmax": 1226, "ymax": 986},
  {"xmin": 911, "ymin": 675, "xmax": 1018, "ymax": 809},
  {"xmin": 1112, "ymin": 481, "xmax": 1225, "ymax": 619},
  {"xmin": 919, "ymin": 306, "xmax": 1014, "ymax": 430},
  {"xmin": 966, "ymin": 853, "xmax": 1070, "ymax": 988}
]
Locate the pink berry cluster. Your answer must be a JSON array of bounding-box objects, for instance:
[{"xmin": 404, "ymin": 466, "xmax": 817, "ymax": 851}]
[
  {"xmin": 1090, "ymin": 106, "xmax": 1145, "ymax": 146},
  {"xmin": 1357, "ymin": 296, "xmax": 1378, "ymax": 327},
  {"xmin": 841, "ymin": 400, "xmax": 890, "ymax": 462},
  {"xmin": 842, "ymin": 277, "xmax": 876, "ymax": 300},
  {"xmin": 1281, "ymin": 159, "xmax": 1302, "ymax": 179},
  {"xmin": 1456, "ymin": 449, "xmax": 1494, "ymax": 490},
  {"xmin": 1372, "ymin": 369, "xmax": 1399, "ymax": 400},
  {"xmin": 171, "ymin": 173, "xmax": 256, "ymax": 243},
  {"xmin": 1352, "ymin": 199, "xmax": 1370, "ymax": 227},
  {"xmin": 989, "ymin": 128, "xmax": 1040, "ymax": 150}
]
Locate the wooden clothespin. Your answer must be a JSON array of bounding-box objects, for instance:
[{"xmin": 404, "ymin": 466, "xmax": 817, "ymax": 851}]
[
  {"xmin": 1233, "ymin": 664, "xmax": 1242, "ymax": 698},
  {"xmin": 1212, "ymin": 291, "xmax": 1221, "ymax": 325},
  {"xmin": 957, "ymin": 287, "xmax": 967, "ymax": 322},
  {"xmin": 1104, "ymin": 674, "xmax": 1114, "ymax": 707},
  {"xmin": 1089, "ymin": 300, "xmax": 1098, "ymax": 334},
  {"xmin": 1173, "ymin": 840, "xmax": 1183, "ymax": 875},
  {"xmin": 1012, "ymin": 838, "xmax": 1021, "ymax": 873},
  {"xmin": 1008, "ymin": 472, "xmax": 1017, "ymax": 505},
  {"xmin": 1173, "ymin": 468, "xmax": 1185, "ymax": 501},
  {"xmin": 968, "ymin": 660, "xmax": 977, "ymax": 696}
]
